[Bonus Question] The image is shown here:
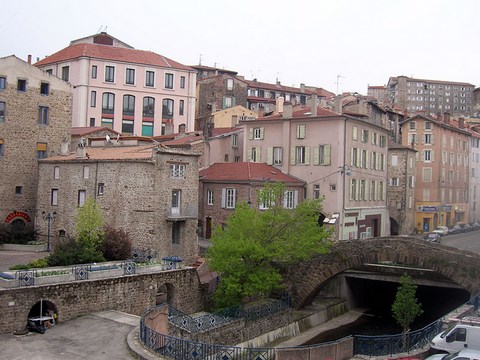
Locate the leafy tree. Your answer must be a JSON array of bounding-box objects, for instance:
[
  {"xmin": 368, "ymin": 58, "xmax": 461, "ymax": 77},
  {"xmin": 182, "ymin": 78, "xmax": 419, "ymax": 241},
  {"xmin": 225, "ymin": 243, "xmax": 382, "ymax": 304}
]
[
  {"xmin": 392, "ymin": 273, "xmax": 423, "ymax": 333},
  {"xmin": 75, "ymin": 197, "xmax": 105, "ymax": 253},
  {"xmin": 100, "ymin": 226, "xmax": 133, "ymax": 261},
  {"xmin": 207, "ymin": 183, "xmax": 332, "ymax": 309}
]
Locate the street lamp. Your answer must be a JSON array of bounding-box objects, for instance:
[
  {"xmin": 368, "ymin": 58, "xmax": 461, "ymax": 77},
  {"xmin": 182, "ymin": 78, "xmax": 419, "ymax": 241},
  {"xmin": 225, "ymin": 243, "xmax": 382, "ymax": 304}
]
[{"xmin": 42, "ymin": 211, "xmax": 56, "ymax": 252}]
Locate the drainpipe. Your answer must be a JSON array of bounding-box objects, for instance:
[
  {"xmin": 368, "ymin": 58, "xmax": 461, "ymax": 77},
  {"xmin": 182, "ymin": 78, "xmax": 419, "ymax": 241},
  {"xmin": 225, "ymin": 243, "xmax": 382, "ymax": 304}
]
[{"xmin": 342, "ymin": 116, "xmax": 347, "ymax": 240}]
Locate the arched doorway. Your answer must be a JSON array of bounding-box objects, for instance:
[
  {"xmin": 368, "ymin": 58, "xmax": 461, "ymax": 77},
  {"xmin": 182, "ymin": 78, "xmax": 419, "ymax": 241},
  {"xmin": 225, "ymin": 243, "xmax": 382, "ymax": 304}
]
[
  {"xmin": 27, "ymin": 299, "xmax": 58, "ymax": 333},
  {"xmin": 156, "ymin": 283, "xmax": 175, "ymax": 306},
  {"xmin": 390, "ymin": 217, "xmax": 399, "ymax": 235}
]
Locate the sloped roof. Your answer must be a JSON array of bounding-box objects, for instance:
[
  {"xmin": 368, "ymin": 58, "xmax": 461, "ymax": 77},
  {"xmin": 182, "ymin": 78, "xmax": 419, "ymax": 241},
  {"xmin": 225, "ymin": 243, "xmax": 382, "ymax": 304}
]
[
  {"xmin": 35, "ymin": 43, "xmax": 194, "ymax": 71},
  {"xmin": 200, "ymin": 162, "xmax": 305, "ymax": 184},
  {"xmin": 71, "ymin": 126, "xmax": 121, "ymax": 137},
  {"xmin": 42, "ymin": 145, "xmax": 156, "ymax": 162},
  {"xmin": 258, "ymin": 105, "xmax": 340, "ymax": 120}
]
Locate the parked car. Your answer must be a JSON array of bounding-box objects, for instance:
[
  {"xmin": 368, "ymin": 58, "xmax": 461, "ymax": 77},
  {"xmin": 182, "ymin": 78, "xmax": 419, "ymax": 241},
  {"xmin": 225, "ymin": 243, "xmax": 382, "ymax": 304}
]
[
  {"xmin": 463, "ymin": 224, "xmax": 473, "ymax": 232},
  {"xmin": 449, "ymin": 225, "xmax": 462, "ymax": 235},
  {"xmin": 425, "ymin": 349, "xmax": 480, "ymax": 360},
  {"xmin": 425, "ymin": 232, "xmax": 442, "ymax": 243},
  {"xmin": 430, "ymin": 317, "xmax": 480, "ymax": 354},
  {"xmin": 433, "ymin": 226, "xmax": 449, "ymax": 236}
]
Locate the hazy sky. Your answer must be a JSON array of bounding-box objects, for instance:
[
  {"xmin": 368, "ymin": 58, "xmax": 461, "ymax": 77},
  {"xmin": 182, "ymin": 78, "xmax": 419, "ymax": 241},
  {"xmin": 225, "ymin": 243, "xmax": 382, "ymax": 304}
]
[{"xmin": 1, "ymin": 0, "xmax": 478, "ymax": 94}]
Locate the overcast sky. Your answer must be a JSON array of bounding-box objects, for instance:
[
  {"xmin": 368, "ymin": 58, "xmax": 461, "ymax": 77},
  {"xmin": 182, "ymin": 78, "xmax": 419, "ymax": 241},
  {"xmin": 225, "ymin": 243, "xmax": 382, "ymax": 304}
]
[{"xmin": 2, "ymin": 0, "xmax": 478, "ymax": 94}]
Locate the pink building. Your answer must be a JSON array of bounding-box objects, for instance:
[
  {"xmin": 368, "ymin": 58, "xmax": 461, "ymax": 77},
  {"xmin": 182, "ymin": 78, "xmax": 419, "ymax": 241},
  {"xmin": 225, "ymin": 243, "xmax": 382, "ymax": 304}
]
[
  {"xmin": 242, "ymin": 103, "xmax": 390, "ymax": 240},
  {"xmin": 35, "ymin": 32, "xmax": 196, "ymax": 136}
]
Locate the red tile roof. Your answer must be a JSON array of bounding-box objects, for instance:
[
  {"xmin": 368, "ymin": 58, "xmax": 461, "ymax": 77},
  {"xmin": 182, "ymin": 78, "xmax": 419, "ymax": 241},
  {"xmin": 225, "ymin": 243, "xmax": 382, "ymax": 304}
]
[
  {"xmin": 258, "ymin": 105, "xmax": 340, "ymax": 120},
  {"xmin": 71, "ymin": 126, "xmax": 121, "ymax": 136},
  {"xmin": 157, "ymin": 128, "xmax": 240, "ymax": 146},
  {"xmin": 200, "ymin": 162, "xmax": 305, "ymax": 184},
  {"xmin": 35, "ymin": 43, "xmax": 194, "ymax": 71}
]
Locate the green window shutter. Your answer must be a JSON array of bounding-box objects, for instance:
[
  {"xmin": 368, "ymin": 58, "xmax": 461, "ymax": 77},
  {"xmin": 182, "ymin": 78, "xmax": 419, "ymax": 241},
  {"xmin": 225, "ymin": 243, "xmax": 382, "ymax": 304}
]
[
  {"xmin": 324, "ymin": 145, "xmax": 331, "ymax": 165},
  {"xmin": 305, "ymin": 146, "xmax": 310, "ymax": 165},
  {"xmin": 313, "ymin": 146, "xmax": 320, "ymax": 165},
  {"xmin": 267, "ymin": 147, "xmax": 273, "ymax": 165}
]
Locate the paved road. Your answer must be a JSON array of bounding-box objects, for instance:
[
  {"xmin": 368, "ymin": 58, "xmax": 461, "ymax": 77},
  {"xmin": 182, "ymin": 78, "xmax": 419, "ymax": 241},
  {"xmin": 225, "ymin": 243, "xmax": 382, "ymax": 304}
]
[
  {"xmin": 442, "ymin": 229, "xmax": 480, "ymax": 254},
  {"xmin": 0, "ymin": 250, "xmax": 47, "ymax": 272}
]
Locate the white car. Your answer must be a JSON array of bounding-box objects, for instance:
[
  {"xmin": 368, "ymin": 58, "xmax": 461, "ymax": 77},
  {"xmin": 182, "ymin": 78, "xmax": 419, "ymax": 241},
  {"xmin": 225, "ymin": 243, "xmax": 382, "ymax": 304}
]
[
  {"xmin": 426, "ymin": 349, "xmax": 480, "ymax": 360},
  {"xmin": 433, "ymin": 226, "xmax": 449, "ymax": 236}
]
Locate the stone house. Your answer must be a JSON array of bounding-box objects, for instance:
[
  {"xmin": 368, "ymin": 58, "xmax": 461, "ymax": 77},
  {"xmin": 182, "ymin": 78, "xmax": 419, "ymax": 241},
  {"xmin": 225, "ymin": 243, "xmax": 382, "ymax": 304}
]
[
  {"xmin": 387, "ymin": 143, "xmax": 417, "ymax": 235},
  {"xmin": 0, "ymin": 55, "xmax": 72, "ymax": 232},
  {"xmin": 242, "ymin": 101, "xmax": 390, "ymax": 240},
  {"xmin": 198, "ymin": 162, "xmax": 306, "ymax": 239},
  {"xmin": 36, "ymin": 144, "xmax": 200, "ymax": 264},
  {"xmin": 35, "ymin": 32, "xmax": 197, "ymax": 136}
]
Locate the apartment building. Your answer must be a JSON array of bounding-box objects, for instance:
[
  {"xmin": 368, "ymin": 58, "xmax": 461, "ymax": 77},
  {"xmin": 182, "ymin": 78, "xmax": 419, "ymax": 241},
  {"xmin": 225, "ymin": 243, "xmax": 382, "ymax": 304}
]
[
  {"xmin": 387, "ymin": 143, "xmax": 417, "ymax": 235},
  {"xmin": 35, "ymin": 32, "xmax": 197, "ymax": 136},
  {"xmin": 242, "ymin": 102, "xmax": 390, "ymax": 240},
  {"xmin": 367, "ymin": 85, "xmax": 388, "ymax": 105},
  {"xmin": 400, "ymin": 113, "xmax": 470, "ymax": 232},
  {"xmin": 0, "ymin": 55, "xmax": 72, "ymax": 232},
  {"xmin": 387, "ymin": 76, "xmax": 475, "ymax": 117},
  {"xmin": 198, "ymin": 162, "xmax": 305, "ymax": 239},
  {"xmin": 36, "ymin": 145, "xmax": 200, "ymax": 264},
  {"xmin": 468, "ymin": 128, "xmax": 480, "ymax": 223}
]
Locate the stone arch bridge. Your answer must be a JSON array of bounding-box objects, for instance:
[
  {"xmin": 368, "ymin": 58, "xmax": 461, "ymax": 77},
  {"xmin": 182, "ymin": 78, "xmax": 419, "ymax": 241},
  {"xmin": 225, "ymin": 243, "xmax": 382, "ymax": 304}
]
[{"xmin": 283, "ymin": 236, "xmax": 480, "ymax": 308}]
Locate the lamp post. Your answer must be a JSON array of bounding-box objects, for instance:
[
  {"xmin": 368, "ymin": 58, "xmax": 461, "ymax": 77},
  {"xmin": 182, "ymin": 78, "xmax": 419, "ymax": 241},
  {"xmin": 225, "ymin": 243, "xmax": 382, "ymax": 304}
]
[{"xmin": 42, "ymin": 211, "xmax": 56, "ymax": 252}]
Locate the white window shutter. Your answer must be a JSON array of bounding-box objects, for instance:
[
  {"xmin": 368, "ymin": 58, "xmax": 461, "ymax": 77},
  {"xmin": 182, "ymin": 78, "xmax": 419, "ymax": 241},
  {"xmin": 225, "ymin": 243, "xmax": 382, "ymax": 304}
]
[
  {"xmin": 260, "ymin": 127, "xmax": 264, "ymax": 139},
  {"xmin": 313, "ymin": 146, "xmax": 320, "ymax": 165},
  {"xmin": 232, "ymin": 189, "xmax": 236, "ymax": 208},
  {"xmin": 221, "ymin": 188, "xmax": 226, "ymax": 208},
  {"xmin": 290, "ymin": 147, "xmax": 296, "ymax": 165},
  {"xmin": 305, "ymin": 146, "xmax": 310, "ymax": 165},
  {"xmin": 294, "ymin": 190, "xmax": 298, "ymax": 208},
  {"xmin": 249, "ymin": 128, "xmax": 253, "ymax": 140},
  {"xmin": 267, "ymin": 147, "xmax": 273, "ymax": 165},
  {"xmin": 257, "ymin": 146, "xmax": 262, "ymax": 162},
  {"xmin": 431, "ymin": 134, "xmax": 435, "ymax": 144},
  {"xmin": 247, "ymin": 147, "xmax": 252, "ymax": 161},
  {"xmin": 324, "ymin": 145, "xmax": 331, "ymax": 165},
  {"xmin": 357, "ymin": 149, "xmax": 361, "ymax": 166},
  {"xmin": 283, "ymin": 192, "xmax": 288, "ymax": 208},
  {"xmin": 431, "ymin": 151, "xmax": 434, "ymax": 162}
]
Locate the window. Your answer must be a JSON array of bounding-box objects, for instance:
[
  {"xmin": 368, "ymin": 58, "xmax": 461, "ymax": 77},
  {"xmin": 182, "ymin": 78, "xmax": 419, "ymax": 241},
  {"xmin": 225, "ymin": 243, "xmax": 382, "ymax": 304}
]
[
  {"xmin": 409, "ymin": 176, "xmax": 414, "ymax": 188},
  {"xmin": 180, "ymin": 76, "xmax": 186, "ymax": 89},
  {"xmin": 284, "ymin": 190, "xmax": 298, "ymax": 209},
  {"xmin": 313, "ymin": 185, "xmax": 320, "ymax": 200},
  {"xmin": 352, "ymin": 126, "xmax": 358, "ymax": 140},
  {"xmin": 259, "ymin": 189, "xmax": 276, "ymax": 210},
  {"xmin": 172, "ymin": 222, "xmax": 181, "ymax": 244},
  {"xmin": 98, "ymin": 183, "xmax": 105, "ymax": 195},
  {"xmin": 370, "ymin": 181, "xmax": 376, "ymax": 200},
  {"xmin": 379, "ymin": 181, "xmax": 384, "ymax": 201},
  {"xmin": 252, "ymin": 127, "xmax": 264, "ymax": 140},
  {"xmin": 51, "ymin": 189, "xmax": 58, "ymax": 206},
  {"xmin": 0, "ymin": 139, "xmax": 4, "ymax": 156},
  {"xmin": 371, "ymin": 132, "xmax": 378, "ymax": 145},
  {"xmin": 146, "ymin": 71, "xmax": 155, "ymax": 87},
  {"xmin": 162, "ymin": 99, "xmax": 174, "ymax": 119},
  {"xmin": 170, "ymin": 164, "xmax": 185, "ymax": 178},
  {"xmin": 91, "ymin": 65, "xmax": 97, "ymax": 79},
  {"xmin": 143, "ymin": 97, "xmax": 155, "ymax": 118},
  {"xmin": 361, "ymin": 129, "xmax": 368, "ymax": 143},
  {"xmin": 359, "ymin": 180, "xmax": 366, "ymax": 200},
  {"xmin": 207, "ymin": 190, "xmax": 214, "ymax": 205},
  {"xmin": 350, "ymin": 179, "xmax": 357, "ymax": 200},
  {"xmin": 54, "ymin": 166, "xmax": 60, "ymax": 179},
  {"xmin": 409, "ymin": 121, "xmax": 416, "ymax": 130},
  {"xmin": 361, "ymin": 149, "xmax": 368, "ymax": 168},
  {"xmin": 0, "ymin": 101, "xmax": 5, "ymax": 122},
  {"xmin": 0, "ymin": 76, "xmax": 5, "ymax": 89},
  {"xmin": 425, "ymin": 121, "xmax": 432, "ymax": 130},
  {"xmin": 317, "ymin": 144, "xmax": 331, "ymax": 165},
  {"xmin": 223, "ymin": 96, "xmax": 235, "ymax": 109},
  {"xmin": 83, "ymin": 165, "xmax": 90, "ymax": 179},
  {"xmin": 295, "ymin": 146, "xmax": 307, "ymax": 164},
  {"xmin": 122, "ymin": 120, "xmax": 134, "ymax": 134},
  {"xmin": 105, "ymin": 66, "xmax": 115, "ymax": 82},
  {"xmin": 142, "ymin": 121, "xmax": 153, "ymax": 136},
  {"xmin": 351, "ymin": 148, "xmax": 358, "ymax": 167},
  {"xmin": 90, "ymin": 91, "xmax": 96, "ymax": 107},
  {"xmin": 232, "ymin": 134, "xmax": 238, "ymax": 147},
  {"xmin": 102, "ymin": 93, "xmax": 115, "ymax": 113},
  {"xmin": 226, "ymin": 78, "xmax": 234, "ymax": 90},
  {"xmin": 408, "ymin": 134, "xmax": 417, "ymax": 145},
  {"xmin": 424, "ymin": 150, "xmax": 432, "ymax": 162},
  {"xmin": 38, "ymin": 106, "xmax": 49, "ymax": 125},
  {"xmin": 249, "ymin": 147, "xmax": 260, "ymax": 162},
  {"xmin": 125, "ymin": 68, "xmax": 135, "ymax": 85},
  {"xmin": 123, "ymin": 95, "xmax": 135, "ymax": 116},
  {"xmin": 391, "ymin": 178, "xmax": 399, "ymax": 186},
  {"xmin": 273, "ymin": 147, "xmax": 283, "ymax": 165},
  {"xmin": 78, "ymin": 190, "xmax": 86, "ymax": 206},
  {"xmin": 424, "ymin": 134, "xmax": 433, "ymax": 144},
  {"xmin": 165, "ymin": 73, "xmax": 174, "ymax": 89},
  {"xmin": 222, "ymin": 188, "xmax": 236, "ymax": 209},
  {"xmin": 171, "ymin": 190, "xmax": 181, "ymax": 216},
  {"xmin": 380, "ymin": 135, "xmax": 386, "ymax": 148},
  {"xmin": 61, "ymin": 66, "xmax": 69, "ymax": 82},
  {"xmin": 179, "ymin": 100, "xmax": 184, "ymax": 116},
  {"xmin": 371, "ymin": 152, "xmax": 377, "ymax": 169},
  {"xmin": 90, "ymin": 118, "xmax": 95, "ymax": 127},
  {"xmin": 297, "ymin": 124, "xmax": 306, "ymax": 139},
  {"xmin": 15, "ymin": 186, "xmax": 22, "ymax": 195},
  {"xmin": 423, "ymin": 167, "xmax": 432, "ymax": 182},
  {"xmin": 101, "ymin": 118, "xmax": 113, "ymax": 128},
  {"xmin": 37, "ymin": 142, "xmax": 47, "ymax": 159},
  {"xmin": 391, "ymin": 155, "xmax": 398, "ymax": 166},
  {"xmin": 17, "ymin": 79, "xmax": 26, "ymax": 91},
  {"xmin": 40, "ymin": 82, "xmax": 49, "ymax": 95}
]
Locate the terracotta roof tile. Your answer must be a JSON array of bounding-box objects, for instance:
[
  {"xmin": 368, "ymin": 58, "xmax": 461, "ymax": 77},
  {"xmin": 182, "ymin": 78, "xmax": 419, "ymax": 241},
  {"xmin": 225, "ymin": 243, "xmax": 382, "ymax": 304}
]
[
  {"xmin": 200, "ymin": 162, "xmax": 305, "ymax": 184},
  {"xmin": 258, "ymin": 106, "xmax": 340, "ymax": 120},
  {"xmin": 42, "ymin": 145, "xmax": 156, "ymax": 162},
  {"xmin": 35, "ymin": 43, "xmax": 194, "ymax": 71},
  {"xmin": 71, "ymin": 126, "xmax": 121, "ymax": 136}
]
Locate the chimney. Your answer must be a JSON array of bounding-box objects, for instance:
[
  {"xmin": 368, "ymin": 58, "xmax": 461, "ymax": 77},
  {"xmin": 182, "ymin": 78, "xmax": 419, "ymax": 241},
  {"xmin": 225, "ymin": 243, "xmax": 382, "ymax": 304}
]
[
  {"xmin": 436, "ymin": 112, "xmax": 442, "ymax": 122},
  {"xmin": 178, "ymin": 123, "xmax": 186, "ymax": 134},
  {"xmin": 27, "ymin": 55, "xmax": 32, "ymax": 64},
  {"xmin": 276, "ymin": 96, "xmax": 285, "ymax": 114},
  {"xmin": 258, "ymin": 107, "xmax": 265, "ymax": 118},
  {"xmin": 444, "ymin": 112, "xmax": 451, "ymax": 124},
  {"xmin": 76, "ymin": 143, "xmax": 87, "ymax": 158},
  {"xmin": 459, "ymin": 117, "xmax": 465, "ymax": 129},
  {"xmin": 334, "ymin": 96, "xmax": 342, "ymax": 114},
  {"xmin": 283, "ymin": 102, "xmax": 293, "ymax": 118},
  {"xmin": 310, "ymin": 93, "xmax": 318, "ymax": 117},
  {"xmin": 300, "ymin": 83, "xmax": 305, "ymax": 93}
]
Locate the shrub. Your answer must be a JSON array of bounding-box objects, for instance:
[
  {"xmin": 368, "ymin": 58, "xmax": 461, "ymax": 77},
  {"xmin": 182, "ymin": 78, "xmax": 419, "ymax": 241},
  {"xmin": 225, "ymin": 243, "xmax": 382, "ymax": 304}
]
[
  {"xmin": 100, "ymin": 226, "xmax": 133, "ymax": 261},
  {"xmin": 47, "ymin": 236, "xmax": 104, "ymax": 266},
  {"xmin": 9, "ymin": 264, "xmax": 30, "ymax": 270},
  {"xmin": 28, "ymin": 258, "xmax": 49, "ymax": 269},
  {"xmin": 0, "ymin": 224, "xmax": 37, "ymax": 245}
]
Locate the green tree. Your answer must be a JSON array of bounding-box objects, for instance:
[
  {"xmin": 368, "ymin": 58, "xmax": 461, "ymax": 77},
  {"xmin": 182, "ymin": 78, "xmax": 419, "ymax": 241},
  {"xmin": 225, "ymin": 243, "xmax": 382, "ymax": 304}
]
[
  {"xmin": 207, "ymin": 183, "xmax": 332, "ymax": 309},
  {"xmin": 392, "ymin": 273, "xmax": 423, "ymax": 333},
  {"xmin": 75, "ymin": 198, "xmax": 105, "ymax": 258}
]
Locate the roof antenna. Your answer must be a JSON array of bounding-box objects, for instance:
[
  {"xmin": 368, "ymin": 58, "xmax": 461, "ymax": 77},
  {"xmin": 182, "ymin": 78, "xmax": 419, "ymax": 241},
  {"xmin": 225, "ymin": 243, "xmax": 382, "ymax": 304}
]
[
  {"xmin": 97, "ymin": 25, "xmax": 103, "ymax": 33},
  {"xmin": 199, "ymin": 54, "xmax": 203, "ymax": 65}
]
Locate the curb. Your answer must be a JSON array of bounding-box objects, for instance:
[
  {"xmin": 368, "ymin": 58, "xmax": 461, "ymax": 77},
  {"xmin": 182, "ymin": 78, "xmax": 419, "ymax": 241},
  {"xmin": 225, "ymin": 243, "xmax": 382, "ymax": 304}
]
[{"xmin": 127, "ymin": 326, "xmax": 166, "ymax": 360}]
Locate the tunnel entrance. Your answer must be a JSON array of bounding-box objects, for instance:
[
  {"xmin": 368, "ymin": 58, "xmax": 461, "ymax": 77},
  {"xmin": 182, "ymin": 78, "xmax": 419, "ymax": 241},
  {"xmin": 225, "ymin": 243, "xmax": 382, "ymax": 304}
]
[
  {"xmin": 156, "ymin": 283, "xmax": 175, "ymax": 305},
  {"xmin": 26, "ymin": 299, "xmax": 58, "ymax": 334}
]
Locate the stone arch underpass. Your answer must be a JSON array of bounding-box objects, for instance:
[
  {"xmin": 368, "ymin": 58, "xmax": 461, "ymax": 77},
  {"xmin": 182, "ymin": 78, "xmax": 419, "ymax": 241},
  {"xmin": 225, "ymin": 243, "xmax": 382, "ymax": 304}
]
[{"xmin": 283, "ymin": 236, "xmax": 480, "ymax": 309}]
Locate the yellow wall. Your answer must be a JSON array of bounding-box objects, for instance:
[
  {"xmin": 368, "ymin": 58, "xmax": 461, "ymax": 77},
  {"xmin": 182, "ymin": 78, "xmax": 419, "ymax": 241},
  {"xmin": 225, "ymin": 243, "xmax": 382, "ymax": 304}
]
[{"xmin": 212, "ymin": 105, "xmax": 256, "ymax": 128}]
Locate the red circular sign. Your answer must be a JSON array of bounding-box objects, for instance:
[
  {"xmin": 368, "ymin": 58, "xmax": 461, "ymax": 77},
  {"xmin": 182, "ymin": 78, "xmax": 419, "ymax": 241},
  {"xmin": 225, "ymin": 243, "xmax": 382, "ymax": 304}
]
[{"xmin": 5, "ymin": 211, "xmax": 31, "ymax": 223}]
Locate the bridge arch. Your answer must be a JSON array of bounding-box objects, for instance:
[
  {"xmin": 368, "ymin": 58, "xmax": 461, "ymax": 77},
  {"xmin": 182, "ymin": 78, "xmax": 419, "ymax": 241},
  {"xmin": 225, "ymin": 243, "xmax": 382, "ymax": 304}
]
[{"xmin": 284, "ymin": 237, "xmax": 480, "ymax": 308}]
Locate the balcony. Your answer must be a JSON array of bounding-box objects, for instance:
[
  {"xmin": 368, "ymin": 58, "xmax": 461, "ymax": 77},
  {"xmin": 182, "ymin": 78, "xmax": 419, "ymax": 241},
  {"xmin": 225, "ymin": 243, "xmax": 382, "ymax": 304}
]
[{"xmin": 166, "ymin": 203, "xmax": 198, "ymax": 221}]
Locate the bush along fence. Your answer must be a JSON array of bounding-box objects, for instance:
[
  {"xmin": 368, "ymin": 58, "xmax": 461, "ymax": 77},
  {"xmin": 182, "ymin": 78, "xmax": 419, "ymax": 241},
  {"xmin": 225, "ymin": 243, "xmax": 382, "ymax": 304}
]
[{"xmin": 139, "ymin": 295, "xmax": 480, "ymax": 360}]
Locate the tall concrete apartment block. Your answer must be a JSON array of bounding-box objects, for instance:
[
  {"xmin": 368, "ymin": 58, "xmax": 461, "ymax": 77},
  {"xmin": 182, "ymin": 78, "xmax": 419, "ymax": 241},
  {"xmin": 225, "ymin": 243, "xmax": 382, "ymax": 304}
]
[
  {"xmin": 387, "ymin": 143, "xmax": 417, "ymax": 235},
  {"xmin": 36, "ymin": 146, "xmax": 200, "ymax": 263},
  {"xmin": 35, "ymin": 32, "xmax": 197, "ymax": 136},
  {"xmin": 0, "ymin": 55, "xmax": 72, "ymax": 230},
  {"xmin": 387, "ymin": 76, "xmax": 475, "ymax": 117}
]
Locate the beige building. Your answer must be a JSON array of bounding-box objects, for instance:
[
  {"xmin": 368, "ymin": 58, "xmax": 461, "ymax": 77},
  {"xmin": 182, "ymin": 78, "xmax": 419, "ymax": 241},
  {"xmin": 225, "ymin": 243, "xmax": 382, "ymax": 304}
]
[
  {"xmin": 387, "ymin": 143, "xmax": 417, "ymax": 235},
  {"xmin": 242, "ymin": 102, "xmax": 390, "ymax": 240},
  {"xmin": 0, "ymin": 55, "xmax": 72, "ymax": 231},
  {"xmin": 36, "ymin": 145, "xmax": 200, "ymax": 264},
  {"xmin": 209, "ymin": 105, "xmax": 256, "ymax": 128},
  {"xmin": 400, "ymin": 114, "xmax": 470, "ymax": 232}
]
